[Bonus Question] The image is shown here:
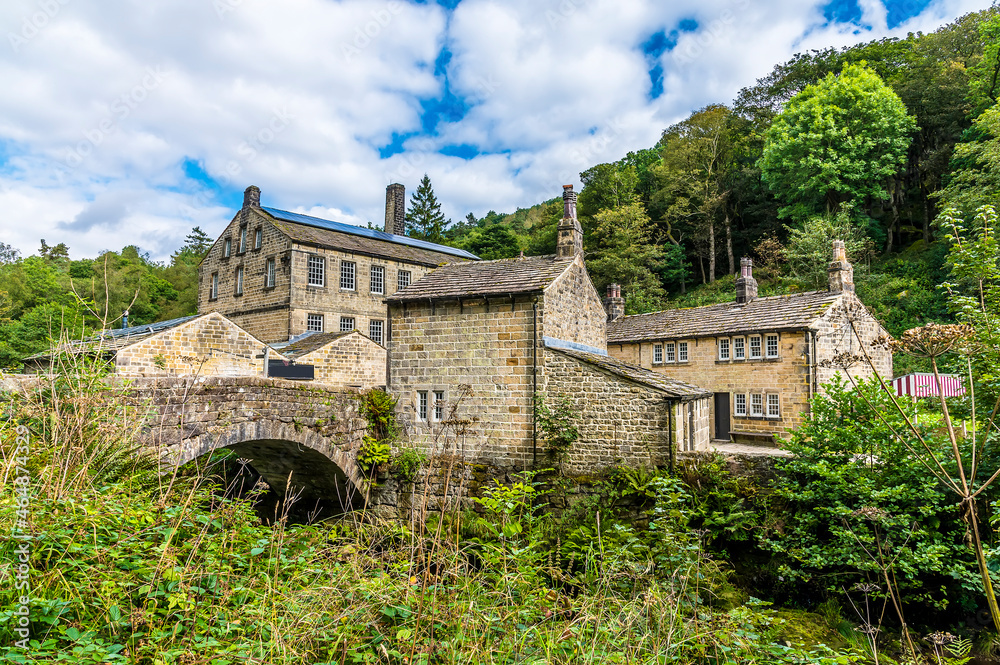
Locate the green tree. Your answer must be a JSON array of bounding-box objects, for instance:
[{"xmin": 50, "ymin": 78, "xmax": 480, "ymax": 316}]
[
  {"xmin": 969, "ymin": 12, "xmax": 1000, "ymax": 115},
  {"xmin": 783, "ymin": 205, "xmax": 874, "ymax": 290},
  {"xmin": 159, "ymin": 227, "xmax": 214, "ymax": 320},
  {"xmin": 578, "ymin": 162, "xmax": 639, "ymax": 218},
  {"xmin": 759, "ymin": 63, "xmax": 916, "ymax": 223},
  {"xmin": 460, "ymin": 225, "xmax": 523, "ymax": 260},
  {"xmin": 406, "ymin": 174, "xmax": 446, "ymax": 243},
  {"xmin": 936, "ymin": 102, "xmax": 1000, "ymax": 215}
]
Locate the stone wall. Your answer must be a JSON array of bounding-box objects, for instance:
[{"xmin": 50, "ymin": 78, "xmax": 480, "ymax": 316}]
[
  {"xmin": 297, "ymin": 332, "xmax": 387, "ymax": 388},
  {"xmin": 542, "ymin": 256, "xmax": 607, "ymax": 351},
  {"xmin": 198, "ymin": 208, "xmax": 294, "ymax": 343},
  {"xmin": 115, "ymin": 313, "xmax": 272, "ymax": 378},
  {"xmin": 814, "ymin": 294, "xmax": 893, "ymax": 389}
]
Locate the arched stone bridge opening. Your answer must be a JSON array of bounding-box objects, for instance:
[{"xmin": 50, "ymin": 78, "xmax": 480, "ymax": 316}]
[{"xmin": 131, "ymin": 376, "xmax": 370, "ymax": 513}]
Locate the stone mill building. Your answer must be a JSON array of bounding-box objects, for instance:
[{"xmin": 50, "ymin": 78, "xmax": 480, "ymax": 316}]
[{"xmin": 386, "ymin": 185, "xmax": 712, "ymax": 473}]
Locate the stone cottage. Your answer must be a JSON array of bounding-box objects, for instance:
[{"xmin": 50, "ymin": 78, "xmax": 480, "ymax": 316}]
[
  {"xmin": 198, "ymin": 184, "xmax": 478, "ymax": 344},
  {"xmin": 385, "ymin": 186, "xmax": 712, "ymax": 472},
  {"xmin": 606, "ymin": 242, "xmax": 893, "ymax": 444},
  {"xmin": 274, "ymin": 330, "xmax": 386, "ymax": 389}
]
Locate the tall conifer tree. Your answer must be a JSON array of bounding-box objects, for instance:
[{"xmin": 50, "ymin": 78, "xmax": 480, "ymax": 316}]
[{"xmin": 406, "ymin": 174, "xmax": 446, "ymax": 243}]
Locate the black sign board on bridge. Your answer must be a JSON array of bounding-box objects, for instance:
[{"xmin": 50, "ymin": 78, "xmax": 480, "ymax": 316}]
[{"xmin": 268, "ymin": 360, "xmax": 314, "ymax": 380}]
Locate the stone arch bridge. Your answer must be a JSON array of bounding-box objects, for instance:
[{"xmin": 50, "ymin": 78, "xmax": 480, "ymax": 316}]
[{"xmin": 132, "ymin": 376, "xmax": 370, "ymax": 509}]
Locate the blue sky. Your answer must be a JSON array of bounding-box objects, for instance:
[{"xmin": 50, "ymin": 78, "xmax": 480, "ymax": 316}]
[{"xmin": 0, "ymin": 0, "xmax": 991, "ymax": 261}]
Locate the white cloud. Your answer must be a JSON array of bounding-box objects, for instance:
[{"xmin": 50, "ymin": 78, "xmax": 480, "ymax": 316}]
[{"xmin": 0, "ymin": 0, "xmax": 993, "ymax": 261}]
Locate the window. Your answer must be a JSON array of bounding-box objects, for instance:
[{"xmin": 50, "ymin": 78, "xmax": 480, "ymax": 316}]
[
  {"xmin": 369, "ymin": 319, "xmax": 384, "ymax": 345},
  {"xmin": 398, "ymin": 270, "xmax": 411, "ymax": 291},
  {"xmin": 239, "ymin": 226, "xmax": 247, "ymax": 253},
  {"xmin": 750, "ymin": 393, "xmax": 764, "ymax": 417},
  {"xmin": 340, "ymin": 316, "xmax": 355, "ymax": 332},
  {"xmin": 210, "ymin": 272, "xmax": 218, "ymax": 299},
  {"xmin": 767, "ymin": 393, "xmax": 780, "ymax": 418},
  {"xmin": 734, "ymin": 337, "xmax": 745, "ymax": 360},
  {"xmin": 678, "ymin": 341, "xmax": 688, "ymax": 362},
  {"xmin": 340, "ymin": 260, "xmax": 356, "ymax": 290},
  {"xmin": 254, "ymin": 228, "xmax": 262, "ymax": 249},
  {"xmin": 718, "ymin": 338, "xmax": 730, "ymax": 360},
  {"xmin": 749, "ymin": 335, "xmax": 762, "ymax": 359},
  {"xmin": 434, "ymin": 390, "xmax": 444, "ymax": 421},
  {"xmin": 235, "ymin": 267, "xmax": 243, "ymax": 295},
  {"xmin": 766, "ymin": 334, "xmax": 779, "ymax": 358},
  {"xmin": 307, "ymin": 256, "xmax": 325, "ymax": 287},
  {"xmin": 734, "ymin": 393, "xmax": 747, "ymax": 416},
  {"xmin": 370, "ymin": 265, "xmax": 385, "ymax": 295},
  {"xmin": 223, "ymin": 238, "xmax": 231, "ymax": 258},
  {"xmin": 666, "ymin": 342, "xmax": 676, "ymax": 363},
  {"xmin": 306, "ymin": 313, "xmax": 324, "ymax": 332},
  {"xmin": 653, "ymin": 344, "xmax": 663, "ymax": 364},
  {"xmin": 265, "ymin": 258, "xmax": 276, "ymax": 287},
  {"xmin": 417, "ymin": 391, "xmax": 428, "ymax": 421}
]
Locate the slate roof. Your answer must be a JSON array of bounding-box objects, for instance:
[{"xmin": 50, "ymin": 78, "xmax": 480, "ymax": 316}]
[
  {"xmin": 260, "ymin": 207, "xmax": 479, "ymax": 266},
  {"xmin": 548, "ymin": 346, "xmax": 711, "ymax": 400},
  {"xmin": 276, "ymin": 330, "xmax": 376, "ymax": 358},
  {"xmin": 25, "ymin": 314, "xmax": 206, "ymax": 360},
  {"xmin": 607, "ymin": 290, "xmax": 843, "ymax": 343},
  {"xmin": 386, "ymin": 254, "xmax": 575, "ymax": 302}
]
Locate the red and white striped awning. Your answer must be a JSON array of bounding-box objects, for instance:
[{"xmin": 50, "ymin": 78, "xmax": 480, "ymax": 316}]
[{"xmin": 892, "ymin": 373, "xmax": 966, "ymax": 397}]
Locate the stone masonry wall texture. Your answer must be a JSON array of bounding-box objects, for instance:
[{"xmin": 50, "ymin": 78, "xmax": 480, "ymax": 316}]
[
  {"xmin": 542, "ymin": 256, "xmax": 608, "ymax": 352},
  {"xmin": 297, "ymin": 333, "xmax": 387, "ymax": 388}
]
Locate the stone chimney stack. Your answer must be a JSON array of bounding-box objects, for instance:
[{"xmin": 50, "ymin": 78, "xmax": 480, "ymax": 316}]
[
  {"xmin": 384, "ymin": 183, "xmax": 406, "ymax": 235},
  {"xmin": 243, "ymin": 185, "xmax": 260, "ymax": 209},
  {"xmin": 557, "ymin": 185, "xmax": 583, "ymax": 258},
  {"xmin": 604, "ymin": 283, "xmax": 625, "ymax": 321},
  {"xmin": 735, "ymin": 257, "xmax": 758, "ymax": 304},
  {"xmin": 828, "ymin": 240, "xmax": 855, "ymax": 293}
]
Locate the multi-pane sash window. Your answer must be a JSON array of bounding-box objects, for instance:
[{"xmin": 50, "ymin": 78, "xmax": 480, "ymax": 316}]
[
  {"xmin": 653, "ymin": 344, "xmax": 663, "ymax": 364},
  {"xmin": 678, "ymin": 342, "xmax": 689, "ymax": 362},
  {"xmin": 370, "ymin": 265, "xmax": 385, "ymax": 295},
  {"xmin": 398, "ymin": 270, "xmax": 411, "ymax": 290},
  {"xmin": 666, "ymin": 342, "xmax": 676, "ymax": 363},
  {"xmin": 734, "ymin": 393, "xmax": 747, "ymax": 416},
  {"xmin": 749, "ymin": 335, "xmax": 762, "ymax": 359},
  {"xmin": 340, "ymin": 317, "xmax": 355, "ymax": 332},
  {"xmin": 223, "ymin": 238, "xmax": 231, "ymax": 258},
  {"xmin": 340, "ymin": 261, "xmax": 356, "ymax": 290},
  {"xmin": 766, "ymin": 334, "xmax": 779, "ymax": 358},
  {"xmin": 750, "ymin": 393, "xmax": 764, "ymax": 416},
  {"xmin": 306, "ymin": 313, "xmax": 323, "ymax": 332},
  {"xmin": 734, "ymin": 337, "xmax": 745, "ymax": 359},
  {"xmin": 254, "ymin": 228, "xmax": 262, "ymax": 249},
  {"xmin": 434, "ymin": 391, "xmax": 444, "ymax": 421},
  {"xmin": 307, "ymin": 256, "xmax": 325, "ymax": 287},
  {"xmin": 265, "ymin": 258, "xmax": 276, "ymax": 287},
  {"xmin": 239, "ymin": 226, "xmax": 247, "ymax": 253},
  {"xmin": 418, "ymin": 391, "xmax": 428, "ymax": 421},
  {"xmin": 369, "ymin": 319, "xmax": 384, "ymax": 345},
  {"xmin": 210, "ymin": 272, "xmax": 218, "ymax": 299},
  {"xmin": 235, "ymin": 267, "xmax": 243, "ymax": 295},
  {"xmin": 767, "ymin": 393, "xmax": 780, "ymax": 418},
  {"xmin": 719, "ymin": 338, "xmax": 730, "ymax": 360}
]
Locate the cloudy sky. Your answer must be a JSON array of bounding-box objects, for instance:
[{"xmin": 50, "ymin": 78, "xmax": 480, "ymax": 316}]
[{"xmin": 0, "ymin": 0, "xmax": 993, "ymax": 261}]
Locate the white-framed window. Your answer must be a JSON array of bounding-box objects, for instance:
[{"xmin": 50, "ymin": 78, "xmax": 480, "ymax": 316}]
[
  {"xmin": 653, "ymin": 343, "xmax": 663, "ymax": 364},
  {"xmin": 340, "ymin": 260, "xmax": 356, "ymax": 290},
  {"xmin": 223, "ymin": 238, "xmax": 231, "ymax": 258},
  {"xmin": 734, "ymin": 393, "xmax": 747, "ymax": 416},
  {"xmin": 734, "ymin": 337, "xmax": 745, "ymax": 360},
  {"xmin": 678, "ymin": 341, "xmax": 689, "ymax": 362},
  {"xmin": 750, "ymin": 393, "xmax": 764, "ymax": 417},
  {"xmin": 370, "ymin": 265, "xmax": 385, "ymax": 295},
  {"xmin": 666, "ymin": 342, "xmax": 676, "ymax": 363},
  {"xmin": 340, "ymin": 317, "xmax": 355, "ymax": 332},
  {"xmin": 235, "ymin": 266, "xmax": 243, "ymax": 295},
  {"xmin": 718, "ymin": 338, "xmax": 730, "ymax": 360},
  {"xmin": 767, "ymin": 393, "xmax": 780, "ymax": 418},
  {"xmin": 210, "ymin": 272, "xmax": 218, "ymax": 299},
  {"xmin": 417, "ymin": 391, "xmax": 428, "ymax": 421},
  {"xmin": 254, "ymin": 228, "xmax": 262, "ymax": 249},
  {"xmin": 239, "ymin": 226, "xmax": 247, "ymax": 253},
  {"xmin": 434, "ymin": 390, "xmax": 445, "ymax": 421},
  {"xmin": 398, "ymin": 270, "xmax": 411, "ymax": 290},
  {"xmin": 265, "ymin": 258, "xmax": 276, "ymax": 287},
  {"xmin": 307, "ymin": 255, "xmax": 325, "ymax": 287},
  {"xmin": 306, "ymin": 313, "xmax": 324, "ymax": 332},
  {"xmin": 766, "ymin": 333, "xmax": 779, "ymax": 359},
  {"xmin": 749, "ymin": 335, "xmax": 762, "ymax": 360},
  {"xmin": 369, "ymin": 319, "xmax": 384, "ymax": 345}
]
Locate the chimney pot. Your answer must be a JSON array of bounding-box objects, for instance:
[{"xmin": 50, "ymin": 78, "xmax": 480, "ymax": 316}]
[
  {"xmin": 384, "ymin": 183, "xmax": 406, "ymax": 235},
  {"xmin": 557, "ymin": 185, "xmax": 583, "ymax": 258},
  {"xmin": 828, "ymin": 240, "xmax": 855, "ymax": 293},
  {"xmin": 243, "ymin": 185, "xmax": 261, "ymax": 209},
  {"xmin": 604, "ymin": 282, "xmax": 625, "ymax": 321},
  {"xmin": 735, "ymin": 257, "xmax": 758, "ymax": 304}
]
